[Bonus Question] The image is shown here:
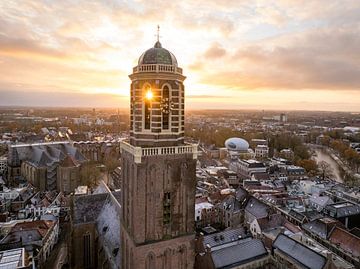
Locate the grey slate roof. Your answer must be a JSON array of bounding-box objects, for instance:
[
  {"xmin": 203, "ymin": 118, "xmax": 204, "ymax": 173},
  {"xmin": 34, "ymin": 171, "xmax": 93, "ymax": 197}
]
[
  {"xmin": 235, "ymin": 187, "xmax": 248, "ymax": 202},
  {"xmin": 211, "ymin": 238, "xmax": 268, "ymax": 269},
  {"xmin": 309, "ymin": 194, "xmax": 333, "ymax": 208},
  {"xmin": 302, "ymin": 218, "xmax": 339, "ymax": 239},
  {"xmin": 9, "ymin": 142, "xmax": 86, "ymax": 167},
  {"xmin": 222, "ymin": 195, "xmax": 241, "ymax": 212},
  {"xmin": 273, "ymin": 234, "xmax": 327, "ymax": 269},
  {"xmin": 72, "ymin": 193, "xmax": 108, "ymax": 224},
  {"xmin": 245, "ymin": 197, "xmax": 270, "ymax": 219},
  {"xmin": 112, "ymin": 191, "xmax": 121, "ymax": 205},
  {"xmin": 96, "ymin": 193, "xmax": 121, "ymax": 268},
  {"xmin": 256, "ymin": 214, "xmax": 285, "ymax": 232},
  {"xmin": 18, "ymin": 186, "xmax": 35, "ymax": 202},
  {"xmin": 325, "ymin": 202, "xmax": 360, "ymax": 218},
  {"xmin": 302, "ymin": 210, "xmax": 324, "ymax": 221},
  {"xmin": 288, "ymin": 209, "xmax": 307, "ymax": 223},
  {"xmin": 203, "ymin": 227, "xmax": 247, "ymax": 249}
]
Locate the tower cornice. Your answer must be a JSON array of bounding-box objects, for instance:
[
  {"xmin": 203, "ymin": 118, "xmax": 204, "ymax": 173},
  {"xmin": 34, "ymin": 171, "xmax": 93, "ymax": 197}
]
[{"xmin": 129, "ymin": 72, "xmax": 186, "ymax": 82}]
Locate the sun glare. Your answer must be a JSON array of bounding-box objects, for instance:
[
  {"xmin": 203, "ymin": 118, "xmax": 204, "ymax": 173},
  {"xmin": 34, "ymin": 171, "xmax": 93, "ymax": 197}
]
[{"xmin": 145, "ymin": 89, "xmax": 153, "ymax": 100}]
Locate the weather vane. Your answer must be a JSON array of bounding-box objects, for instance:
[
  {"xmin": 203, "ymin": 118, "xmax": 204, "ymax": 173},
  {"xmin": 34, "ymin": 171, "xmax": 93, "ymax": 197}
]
[{"xmin": 156, "ymin": 25, "xmax": 161, "ymax": 42}]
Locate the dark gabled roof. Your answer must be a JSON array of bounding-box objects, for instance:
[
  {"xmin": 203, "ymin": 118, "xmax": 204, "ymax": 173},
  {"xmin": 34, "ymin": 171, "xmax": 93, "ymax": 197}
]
[
  {"xmin": 211, "ymin": 238, "xmax": 268, "ymax": 269},
  {"xmin": 256, "ymin": 214, "xmax": 285, "ymax": 232},
  {"xmin": 245, "ymin": 197, "xmax": 270, "ymax": 219},
  {"xmin": 222, "ymin": 195, "xmax": 241, "ymax": 212},
  {"xmin": 302, "ymin": 210, "xmax": 324, "ymax": 221},
  {"xmin": 288, "ymin": 209, "xmax": 323, "ymax": 224},
  {"xmin": 309, "ymin": 194, "xmax": 333, "ymax": 207},
  {"xmin": 248, "ymin": 162, "xmax": 266, "ymax": 168},
  {"xmin": 326, "ymin": 202, "xmax": 360, "ymax": 218},
  {"xmin": 302, "ymin": 218, "xmax": 339, "ymax": 239},
  {"xmin": 10, "ymin": 142, "xmax": 86, "ymax": 168},
  {"xmin": 243, "ymin": 180, "xmax": 261, "ymax": 187},
  {"xmin": 18, "ymin": 186, "xmax": 35, "ymax": 202},
  {"xmin": 288, "ymin": 209, "xmax": 307, "ymax": 223},
  {"xmin": 112, "ymin": 190, "xmax": 121, "ymax": 205},
  {"xmin": 273, "ymin": 234, "xmax": 327, "ymax": 269},
  {"xmin": 350, "ymin": 227, "xmax": 360, "ymax": 238},
  {"xmin": 203, "ymin": 227, "xmax": 246, "ymax": 249},
  {"xmin": 235, "ymin": 187, "xmax": 248, "ymax": 202},
  {"xmin": 251, "ymin": 172, "xmax": 270, "ymax": 181},
  {"xmin": 72, "ymin": 193, "xmax": 108, "ymax": 224}
]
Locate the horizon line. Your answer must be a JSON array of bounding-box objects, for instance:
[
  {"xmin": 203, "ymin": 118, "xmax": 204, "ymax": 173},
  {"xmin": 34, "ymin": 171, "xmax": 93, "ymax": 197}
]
[{"xmin": 0, "ymin": 105, "xmax": 359, "ymax": 114}]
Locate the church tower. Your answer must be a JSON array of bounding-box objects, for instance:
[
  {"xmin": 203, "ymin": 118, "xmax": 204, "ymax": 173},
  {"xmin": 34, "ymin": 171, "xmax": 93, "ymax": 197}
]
[{"xmin": 120, "ymin": 32, "xmax": 197, "ymax": 269}]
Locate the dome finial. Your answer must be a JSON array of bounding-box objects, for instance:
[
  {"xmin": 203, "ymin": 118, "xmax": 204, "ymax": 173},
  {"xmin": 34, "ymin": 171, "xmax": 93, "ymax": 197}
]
[
  {"xmin": 154, "ymin": 25, "xmax": 162, "ymax": 48},
  {"xmin": 157, "ymin": 25, "xmax": 160, "ymax": 42}
]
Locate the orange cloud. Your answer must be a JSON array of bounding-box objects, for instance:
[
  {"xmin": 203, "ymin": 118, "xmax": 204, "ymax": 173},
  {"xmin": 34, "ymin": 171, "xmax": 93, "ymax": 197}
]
[
  {"xmin": 204, "ymin": 43, "xmax": 227, "ymax": 59},
  {"xmin": 0, "ymin": 0, "xmax": 360, "ymax": 111}
]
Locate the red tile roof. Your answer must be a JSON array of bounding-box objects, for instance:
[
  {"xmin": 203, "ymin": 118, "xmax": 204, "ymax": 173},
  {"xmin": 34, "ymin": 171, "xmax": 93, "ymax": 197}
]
[
  {"xmin": 329, "ymin": 227, "xmax": 360, "ymax": 258},
  {"xmin": 12, "ymin": 220, "xmax": 55, "ymax": 238},
  {"xmin": 283, "ymin": 221, "xmax": 301, "ymax": 234}
]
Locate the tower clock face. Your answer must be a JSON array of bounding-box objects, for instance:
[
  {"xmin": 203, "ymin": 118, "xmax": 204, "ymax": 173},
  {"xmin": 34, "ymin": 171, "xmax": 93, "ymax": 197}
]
[{"xmin": 160, "ymin": 97, "xmax": 174, "ymax": 114}]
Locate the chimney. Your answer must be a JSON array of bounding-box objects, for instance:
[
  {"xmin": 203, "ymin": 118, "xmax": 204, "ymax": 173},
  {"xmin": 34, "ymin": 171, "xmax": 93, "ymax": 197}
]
[{"xmin": 326, "ymin": 251, "xmax": 333, "ymax": 264}]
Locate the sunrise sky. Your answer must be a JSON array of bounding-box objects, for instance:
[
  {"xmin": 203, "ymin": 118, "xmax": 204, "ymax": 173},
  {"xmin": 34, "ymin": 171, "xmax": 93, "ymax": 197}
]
[{"xmin": 1, "ymin": 0, "xmax": 360, "ymax": 111}]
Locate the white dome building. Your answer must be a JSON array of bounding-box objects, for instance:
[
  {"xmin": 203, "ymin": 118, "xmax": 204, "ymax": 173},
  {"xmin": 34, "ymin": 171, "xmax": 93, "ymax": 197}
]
[
  {"xmin": 225, "ymin": 137, "xmax": 250, "ymax": 153},
  {"xmin": 225, "ymin": 137, "xmax": 255, "ymax": 160}
]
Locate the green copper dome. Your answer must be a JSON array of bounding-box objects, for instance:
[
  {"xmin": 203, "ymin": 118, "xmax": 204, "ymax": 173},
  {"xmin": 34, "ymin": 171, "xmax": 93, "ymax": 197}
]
[{"xmin": 138, "ymin": 41, "xmax": 178, "ymax": 66}]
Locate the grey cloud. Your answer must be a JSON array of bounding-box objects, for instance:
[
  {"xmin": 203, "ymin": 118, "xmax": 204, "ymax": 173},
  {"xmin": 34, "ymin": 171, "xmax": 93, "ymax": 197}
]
[{"xmin": 200, "ymin": 25, "xmax": 360, "ymax": 90}]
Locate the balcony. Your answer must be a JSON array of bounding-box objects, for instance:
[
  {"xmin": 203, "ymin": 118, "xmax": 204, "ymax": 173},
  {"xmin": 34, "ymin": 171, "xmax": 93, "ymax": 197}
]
[
  {"xmin": 120, "ymin": 141, "xmax": 197, "ymax": 163},
  {"xmin": 132, "ymin": 64, "xmax": 183, "ymax": 75}
]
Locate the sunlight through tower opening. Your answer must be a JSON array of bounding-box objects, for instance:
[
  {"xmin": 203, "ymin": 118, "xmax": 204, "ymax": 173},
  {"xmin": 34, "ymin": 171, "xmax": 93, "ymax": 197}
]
[{"xmin": 145, "ymin": 89, "xmax": 153, "ymax": 100}]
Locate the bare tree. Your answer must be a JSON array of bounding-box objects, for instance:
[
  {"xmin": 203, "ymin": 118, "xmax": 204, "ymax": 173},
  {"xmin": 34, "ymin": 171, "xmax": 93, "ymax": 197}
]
[
  {"xmin": 317, "ymin": 161, "xmax": 334, "ymax": 180},
  {"xmin": 104, "ymin": 157, "xmax": 121, "ymax": 173},
  {"xmin": 80, "ymin": 163, "xmax": 101, "ymax": 187}
]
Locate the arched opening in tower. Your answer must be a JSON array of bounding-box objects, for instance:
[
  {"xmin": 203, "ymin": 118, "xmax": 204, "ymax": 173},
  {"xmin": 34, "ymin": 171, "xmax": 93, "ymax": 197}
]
[{"xmin": 162, "ymin": 86, "xmax": 170, "ymax": 130}]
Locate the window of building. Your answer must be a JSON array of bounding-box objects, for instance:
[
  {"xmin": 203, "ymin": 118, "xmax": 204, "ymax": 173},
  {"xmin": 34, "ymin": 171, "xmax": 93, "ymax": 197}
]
[
  {"xmin": 146, "ymin": 252, "xmax": 156, "ymax": 269},
  {"xmin": 83, "ymin": 233, "xmax": 91, "ymax": 268},
  {"xmin": 143, "ymin": 85, "xmax": 152, "ymax": 130},
  {"xmin": 162, "ymin": 86, "xmax": 170, "ymax": 130},
  {"xmin": 144, "ymin": 98, "xmax": 151, "ymax": 129},
  {"xmin": 163, "ymin": 192, "xmax": 171, "ymax": 224}
]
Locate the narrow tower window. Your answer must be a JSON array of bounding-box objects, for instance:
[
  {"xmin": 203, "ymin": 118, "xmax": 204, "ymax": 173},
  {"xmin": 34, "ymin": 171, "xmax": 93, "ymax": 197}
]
[
  {"xmin": 83, "ymin": 233, "xmax": 91, "ymax": 268},
  {"xmin": 144, "ymin": 86, "xmax": 152, "ymax": 130},
  {"xmin": 161, "ymin": 86, "xmax": 170, "ymax": 130},
  {"xmin": 163, "ymin": 192, "xmax": 171, "ymax": 224}
]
